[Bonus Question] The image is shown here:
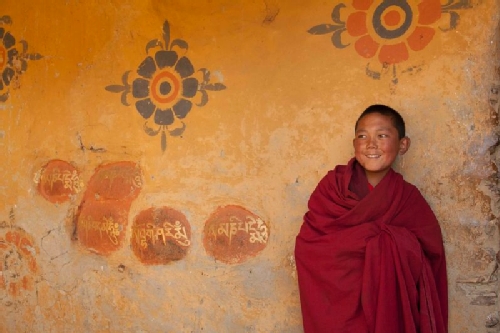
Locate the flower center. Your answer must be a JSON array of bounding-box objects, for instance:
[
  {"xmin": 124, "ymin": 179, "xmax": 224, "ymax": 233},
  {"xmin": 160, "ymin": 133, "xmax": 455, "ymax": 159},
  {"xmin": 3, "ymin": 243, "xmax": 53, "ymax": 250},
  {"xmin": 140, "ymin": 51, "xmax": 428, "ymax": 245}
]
[
  {"xmin": 150, "ymin": 70, "xmax": 180, "ymax": 104},
  {"xmin": 159, "ymin": 81, "xmax": 172, "ymax": 95},
  {"xmin": 383, "ymin": 10, "xmax": 401, "ymax": 27},
  {"xmin": 373, "ymin": 3, "xmax": 412, "ymax": 39}
]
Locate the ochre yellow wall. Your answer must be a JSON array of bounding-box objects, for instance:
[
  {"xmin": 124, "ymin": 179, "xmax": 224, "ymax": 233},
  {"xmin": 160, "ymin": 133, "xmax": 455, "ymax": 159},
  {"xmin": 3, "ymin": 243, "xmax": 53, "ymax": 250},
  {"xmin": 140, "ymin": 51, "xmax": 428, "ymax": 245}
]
[{"xmin": 0, "ymin": 1, "xmax": 499, "ymax": 332}]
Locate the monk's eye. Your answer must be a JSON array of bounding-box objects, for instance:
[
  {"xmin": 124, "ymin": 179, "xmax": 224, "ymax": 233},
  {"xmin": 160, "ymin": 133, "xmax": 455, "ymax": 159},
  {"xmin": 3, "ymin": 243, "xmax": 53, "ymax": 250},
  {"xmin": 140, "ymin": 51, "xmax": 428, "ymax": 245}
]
[
  {"xmin": 357, "ymin": 134, "xmax": 366, "ymax": 139},
  {"xmin": 379, "ymin": 134, "xmax": 388, "ymax": 138}
]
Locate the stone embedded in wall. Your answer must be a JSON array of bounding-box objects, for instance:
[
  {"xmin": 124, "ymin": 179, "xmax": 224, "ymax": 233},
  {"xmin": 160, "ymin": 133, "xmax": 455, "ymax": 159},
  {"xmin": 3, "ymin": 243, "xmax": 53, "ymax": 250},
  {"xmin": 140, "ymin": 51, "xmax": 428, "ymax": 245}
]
[
  {"xmin": 0, "ymin": 226, "xmax": 38, "ymax": 297},
  {"xmin": 131, "ymin": 207, "xmax": 191, "ymax": 265},
  {"xmin": 35, "ymin": 159, "xmax": 82, "ymax": 203},
  {"xmin": 76, "ymin": 201, "xmax": 129, "ymax": 255},
  {"xmin": 203, "ymin": 205, "xmax": 269, "ymax": 264},
  {"xmin": 75, "ymin": 161, "xmax": 142, "ymax": 255},
  {"xmin": 85, "ymin": 161, "xmax": 142, "ymax": 201}
]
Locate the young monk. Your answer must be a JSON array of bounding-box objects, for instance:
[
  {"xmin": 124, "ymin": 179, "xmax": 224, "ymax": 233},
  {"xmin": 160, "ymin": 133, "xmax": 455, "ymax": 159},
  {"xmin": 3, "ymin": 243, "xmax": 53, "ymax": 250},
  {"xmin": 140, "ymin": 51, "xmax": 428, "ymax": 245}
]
[{"xmin": 295, "ymin": 104, "xmax": 448, "ymax": 333}]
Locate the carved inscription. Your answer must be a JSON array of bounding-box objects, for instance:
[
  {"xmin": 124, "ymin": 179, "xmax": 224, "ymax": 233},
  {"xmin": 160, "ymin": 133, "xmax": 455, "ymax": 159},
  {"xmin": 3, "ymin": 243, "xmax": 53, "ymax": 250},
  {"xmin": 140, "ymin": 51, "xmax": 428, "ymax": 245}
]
[
  {"xmin": 76, "ymin": 161, "xmax": 142, "ymax": 255},
  {"xmin": 79, "ymin": 215, "xmax": 120, "ymax": 245},
  {"xmin": 86, "ymin": 161, "xmax": 142, "ymax": 201},
  {"xmin": 131, "ymin": 207, "xmax": 191, "ymax": 265},
  {"xmin": 203, "ymin": 205, "xmax": 269, "ymax": 264},
  {"xmin": 0, "ymin": 227, "xmax": 38, "ymax": 297},
  {"xmin": 35, "ymin": 160, "xmax": 82, "ymax": 203},
  {"xmin": 77, "ymin": 202, "xmax": 126, "ymax": 251}
]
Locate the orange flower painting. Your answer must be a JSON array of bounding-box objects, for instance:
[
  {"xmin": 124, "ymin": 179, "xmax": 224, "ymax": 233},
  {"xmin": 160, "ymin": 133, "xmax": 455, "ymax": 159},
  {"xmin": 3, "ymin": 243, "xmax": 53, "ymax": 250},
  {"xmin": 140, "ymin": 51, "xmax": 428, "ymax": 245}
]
[
  {"xmin": 346, "ymin": 0, "xmax": 441, "ymax": 64},
  {"xmin": 308, "ymin": 0, "xmax": 472, "ymax": 80},
  {"xmin": 0, "ymin": 228, "xmax": 38, "ymax": 297},
  {"xmin": 0, "ymin": 16, "xmax": 42, "ymax": 102}
]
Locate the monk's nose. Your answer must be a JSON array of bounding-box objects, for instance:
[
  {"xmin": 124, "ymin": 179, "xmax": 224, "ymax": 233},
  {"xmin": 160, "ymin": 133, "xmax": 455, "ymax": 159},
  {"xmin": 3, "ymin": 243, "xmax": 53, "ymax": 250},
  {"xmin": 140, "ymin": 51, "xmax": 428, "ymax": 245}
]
[{"xmin": 367, "ymin": 137, "xmax": 377, "ymax": 148}]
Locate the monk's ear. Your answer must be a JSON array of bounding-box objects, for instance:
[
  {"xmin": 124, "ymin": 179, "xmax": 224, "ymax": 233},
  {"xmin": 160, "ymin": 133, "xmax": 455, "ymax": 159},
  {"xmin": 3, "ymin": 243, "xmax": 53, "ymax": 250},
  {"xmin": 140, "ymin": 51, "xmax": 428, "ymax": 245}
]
[{"xmin": 399, "ymin": 136, "xmax": 411, "ymax": 155}]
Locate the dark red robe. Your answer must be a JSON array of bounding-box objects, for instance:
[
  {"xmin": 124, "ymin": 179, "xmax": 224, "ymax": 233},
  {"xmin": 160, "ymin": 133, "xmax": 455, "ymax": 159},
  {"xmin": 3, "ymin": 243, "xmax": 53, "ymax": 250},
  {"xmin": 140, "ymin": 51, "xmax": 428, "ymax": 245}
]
[{"xmin": 295, "ymin": 158, "xmax": 448, "ymax": 333}]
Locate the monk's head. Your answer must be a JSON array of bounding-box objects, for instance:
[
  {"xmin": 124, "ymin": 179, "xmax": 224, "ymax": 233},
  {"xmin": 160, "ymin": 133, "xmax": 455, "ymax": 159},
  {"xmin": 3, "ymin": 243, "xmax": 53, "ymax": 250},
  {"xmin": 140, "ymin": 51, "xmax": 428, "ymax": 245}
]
[
  {"xmin": 353, "ymin": 104, "xmax": 411, "ymax": 185},
  {"xmin": 355, "ymin": 104, "xmax": 406, "ymax": 139}
]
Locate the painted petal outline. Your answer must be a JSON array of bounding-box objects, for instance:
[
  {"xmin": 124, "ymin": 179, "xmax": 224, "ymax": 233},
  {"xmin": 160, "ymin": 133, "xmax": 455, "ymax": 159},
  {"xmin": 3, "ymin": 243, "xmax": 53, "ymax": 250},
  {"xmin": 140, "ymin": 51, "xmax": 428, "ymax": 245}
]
[
  {"xmin": 407, "ymin": 26, "xmax": 435, "ymax": 51},
  {"xmin": 154, "ymin": 108, "xmax": 175, "ymax": 125},
  {"xmin": 354, "ymin": 35, "xmax": 379, "ymax": 59},
  {"xmin": 182, "ymin": 77, "xmax": 198, "ymax": 98},
  {"xmin": 346, "ymin": 12, "xmax": 368, "ymax": 37},
  {"xmin": 173, "ymin": 99, "xmax": 192, "ymax": 119},
  {"xmin": 137, "ymin": 56, "xmax": 156, "ymax": 79},
  {"xmin": 418, "ymin": 0, "xmax": 442, "ymax": 25},
  {"xmin": 378, "ymin": 42, "xmax": 409, "ymax": 64},
  {"xmin": 352, "ymin": 0, "xmax": 373, "ymax": 11},
  {"xmin": 2, "ymin": 67, "xmax": 14, "ymax": 86},
  {"xmin": 3, "ymin": 32, "xmax": 15, "ymax": 49},
  {"xmin": 175, "ymin": 57, "xmax": 195, "ymax": 78},
  {"xmin": 132, "ymin": 78, "xmax": 150, "ymax": 99},
  {"xmin": 155, "ymin": 50, "xmax": 178, "ymax": 69},
  {"xmin": 7, "ymin": 48, "xmax": 18, "ymax": 64},
  {"xmin": 135, "ymin": 98, "xmax": 156, "ymax": 119}
]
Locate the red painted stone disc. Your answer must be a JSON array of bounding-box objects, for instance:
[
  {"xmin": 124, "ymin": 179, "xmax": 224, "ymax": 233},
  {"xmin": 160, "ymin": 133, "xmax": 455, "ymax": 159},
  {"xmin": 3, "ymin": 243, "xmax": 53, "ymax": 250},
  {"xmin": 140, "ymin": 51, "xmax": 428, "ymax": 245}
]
[
  {"xmin": 203, "ymin": 205, "xmax": 269, "ymax": 264},
  {"xmin": 131, "ymin": 207, "xmax": 191, "ymax": 265}
]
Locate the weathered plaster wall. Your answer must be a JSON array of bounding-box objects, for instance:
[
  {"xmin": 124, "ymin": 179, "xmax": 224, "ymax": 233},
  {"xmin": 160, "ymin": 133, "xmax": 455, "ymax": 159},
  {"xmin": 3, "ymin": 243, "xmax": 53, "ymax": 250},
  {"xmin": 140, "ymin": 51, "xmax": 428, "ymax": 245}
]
[{"xmin": 0, "ymin": 0, "xmax": 498, "ymax": 332}]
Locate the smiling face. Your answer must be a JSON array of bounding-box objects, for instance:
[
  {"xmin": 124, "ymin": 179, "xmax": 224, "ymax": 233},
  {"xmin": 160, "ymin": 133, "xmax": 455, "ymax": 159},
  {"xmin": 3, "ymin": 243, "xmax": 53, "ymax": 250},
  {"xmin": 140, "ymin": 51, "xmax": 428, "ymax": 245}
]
[{"xmin": 353, "ymin": 112, "xmax": 410, "ymax": 186}]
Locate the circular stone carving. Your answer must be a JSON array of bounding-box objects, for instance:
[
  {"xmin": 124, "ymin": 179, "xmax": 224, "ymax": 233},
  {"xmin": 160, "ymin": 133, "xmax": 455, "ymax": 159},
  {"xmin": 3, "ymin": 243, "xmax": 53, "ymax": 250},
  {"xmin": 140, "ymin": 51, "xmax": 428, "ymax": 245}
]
[
  {"xmin": 131, "ymin": 207, "xmax": 191, "ymax": 265},
  {"xmin": 203, "ymin": 205, "xmax": 269, "ymax": 264},
  {"xmin": 36, "ymin": 160, "xmax": 82, "ymax": 203}
]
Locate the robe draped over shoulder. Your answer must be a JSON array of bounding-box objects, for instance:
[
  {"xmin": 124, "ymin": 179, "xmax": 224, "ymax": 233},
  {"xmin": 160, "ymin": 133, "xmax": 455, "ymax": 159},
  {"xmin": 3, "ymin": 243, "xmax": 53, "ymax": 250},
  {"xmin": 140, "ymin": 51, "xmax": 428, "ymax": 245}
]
[{"xmin": 295, "ymin": 158, "xmax": 448, "ymax": 333}]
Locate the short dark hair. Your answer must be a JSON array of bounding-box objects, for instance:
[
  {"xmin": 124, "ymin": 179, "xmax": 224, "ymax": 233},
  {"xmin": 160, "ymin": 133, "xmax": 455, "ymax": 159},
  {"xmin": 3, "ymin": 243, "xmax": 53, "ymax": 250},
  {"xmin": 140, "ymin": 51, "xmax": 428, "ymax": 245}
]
[{"xmin": 355, "ymin": 104, "xmax": 406, "ymax": 139}]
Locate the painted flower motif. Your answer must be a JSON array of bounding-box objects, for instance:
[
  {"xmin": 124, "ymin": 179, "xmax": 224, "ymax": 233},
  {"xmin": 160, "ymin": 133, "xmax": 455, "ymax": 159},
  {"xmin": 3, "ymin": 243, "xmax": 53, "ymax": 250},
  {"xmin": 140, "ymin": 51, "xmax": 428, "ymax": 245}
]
[
  {"xmin": 346, "ymin": 0, "xmax": 441, "ymax": 64},
  {"xmin": 106, "ymin": 20, "xmax": 226, "ymax": 152},
  {"xmin": 308, "ymin": 0, "xmax": 471, "ymax": 83},
  {"xmin": 0, "ymin": 228, "xmax": 38, "ymax": 296},
  {"xmin": 0, "ymin": 16, "xmax": 42, "ymax": 102},
  {"xmin": 132, "ymin": 50, "xmax": 198, "ymax": 126},
  {"xmin": 0, "ymin": 27, "xmax": 22, "ymax": 92}
]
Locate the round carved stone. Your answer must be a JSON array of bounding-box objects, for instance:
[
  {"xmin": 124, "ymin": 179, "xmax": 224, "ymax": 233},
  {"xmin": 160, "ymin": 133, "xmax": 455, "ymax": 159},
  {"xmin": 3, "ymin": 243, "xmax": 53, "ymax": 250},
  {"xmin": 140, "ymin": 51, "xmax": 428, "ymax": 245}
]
[{"xmin": 203, "ymin": 205, "xmax": 269, "ymax": 264}]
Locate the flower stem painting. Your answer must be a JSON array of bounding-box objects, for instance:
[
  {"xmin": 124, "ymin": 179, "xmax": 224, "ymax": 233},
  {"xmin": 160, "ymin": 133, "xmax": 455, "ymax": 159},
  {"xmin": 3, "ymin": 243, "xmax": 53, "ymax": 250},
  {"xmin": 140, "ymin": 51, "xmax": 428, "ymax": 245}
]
[{"xmin": 106, "ymin": 20, "xmax": 226, "ymax": 152}]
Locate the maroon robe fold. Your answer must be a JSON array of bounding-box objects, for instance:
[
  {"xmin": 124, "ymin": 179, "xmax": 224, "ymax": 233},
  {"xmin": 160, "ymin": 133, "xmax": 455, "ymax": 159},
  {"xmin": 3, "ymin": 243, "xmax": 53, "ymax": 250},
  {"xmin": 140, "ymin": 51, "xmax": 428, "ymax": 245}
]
[{"xmin": 295, "ymin": 158, "xmax": 448, "ymax": 333}]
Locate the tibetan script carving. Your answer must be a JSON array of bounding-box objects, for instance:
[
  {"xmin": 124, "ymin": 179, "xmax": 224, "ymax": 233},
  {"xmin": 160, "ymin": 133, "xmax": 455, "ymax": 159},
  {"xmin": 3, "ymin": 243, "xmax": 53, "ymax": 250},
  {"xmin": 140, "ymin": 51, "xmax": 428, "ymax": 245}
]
[
  {"xmin": 131, "ymin": 207, "xmax": 191, "ymax": 265},
  {"xmin": 75, "ymin": 161, "xmax": 142, "ymax": 255},
  {"xmin": 203, "ymin": 205, "xmax": 269, "ymax": 264},
  {"xmin": 35, "ymin": 160, "xmax": 82, "ymax": 203}
]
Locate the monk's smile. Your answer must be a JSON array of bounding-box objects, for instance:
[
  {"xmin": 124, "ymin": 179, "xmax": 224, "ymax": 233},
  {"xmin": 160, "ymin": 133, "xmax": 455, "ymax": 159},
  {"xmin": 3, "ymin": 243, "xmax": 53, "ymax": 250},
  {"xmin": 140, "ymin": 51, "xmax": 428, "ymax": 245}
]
[{"xmin": 353, "ymin": 112, "xmax": 407, "ymax": 186}]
